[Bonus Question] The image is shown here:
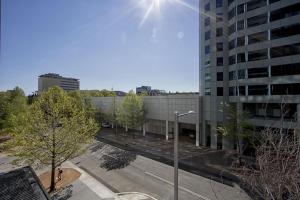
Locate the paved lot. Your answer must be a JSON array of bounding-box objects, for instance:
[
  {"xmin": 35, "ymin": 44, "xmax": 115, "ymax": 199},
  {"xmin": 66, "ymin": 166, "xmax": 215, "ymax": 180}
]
[
  {"xmin": 71, "ymin": 141, "xmax": 250, "ymax": 200},
  {"xmin": 97, "ymin": 129, "xmax": 238, "ymax": 185}
]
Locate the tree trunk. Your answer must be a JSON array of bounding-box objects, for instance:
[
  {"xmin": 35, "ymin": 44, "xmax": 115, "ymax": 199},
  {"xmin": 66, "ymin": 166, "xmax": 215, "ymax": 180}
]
[
  {"xmin": 50, "ymin": 128, "xmax": 56, "ymax": 192},
  {"xmin": 49, "ymin": 157, "xmax": 56, "ymax": 192}
]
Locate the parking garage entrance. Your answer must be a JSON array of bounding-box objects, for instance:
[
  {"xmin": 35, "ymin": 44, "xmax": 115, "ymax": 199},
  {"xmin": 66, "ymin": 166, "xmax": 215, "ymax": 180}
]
[{"xmin": 178, "ymin": 123, "xmax": 196, "ymax": 144}]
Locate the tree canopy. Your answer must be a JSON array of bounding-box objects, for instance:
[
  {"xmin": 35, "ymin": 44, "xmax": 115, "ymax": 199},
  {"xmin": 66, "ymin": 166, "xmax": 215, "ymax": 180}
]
[
  {"xmin": 0, "ymin": 87, "xmax": 27, "ymax": 134},
  {"xmin": 116, "ymin": 91, "xmax": 145, "ymax": 133},
  {"xmin": 7, "ymin": 86, "xmax": 98, "ymax": 191}
]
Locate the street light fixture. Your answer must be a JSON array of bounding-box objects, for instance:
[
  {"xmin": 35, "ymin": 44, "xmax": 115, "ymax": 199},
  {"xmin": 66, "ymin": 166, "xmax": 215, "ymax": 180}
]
[{"xmin": 174, "ymin": 110, "xmax": 195, "ymax": 200}]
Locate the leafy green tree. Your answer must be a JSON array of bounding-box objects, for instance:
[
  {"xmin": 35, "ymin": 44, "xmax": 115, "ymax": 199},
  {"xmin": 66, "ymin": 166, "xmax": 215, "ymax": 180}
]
[
  {"xmin": 116, "ymin": 91, "xmax": 144, "ymax": 137},
  {"xmin": 0, "ymin": 92, "xmax": 8, "ymax": 132},
  {"xmin": 0, "ymin": 87, "xmax": 28, "ymax": 135},
  {"xmin": 217, "ymin": 103, "xmax": 254, "ymax": 165},
  {"xmin": 7, "ymin": 87, "xmax": 98, "ymax": 192}
]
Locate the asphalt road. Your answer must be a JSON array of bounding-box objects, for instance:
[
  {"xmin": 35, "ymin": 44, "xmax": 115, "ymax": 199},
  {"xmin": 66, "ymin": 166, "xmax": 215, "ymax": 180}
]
[{"xmin": 71, "ymin": 142, "xmax": 250, "ymax": 200}]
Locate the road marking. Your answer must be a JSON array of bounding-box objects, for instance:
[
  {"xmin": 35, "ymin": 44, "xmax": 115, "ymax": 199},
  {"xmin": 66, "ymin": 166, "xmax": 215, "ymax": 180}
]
[{"xmin": 144, "ymin": 171, "xmax": 211, "ymax": 200}]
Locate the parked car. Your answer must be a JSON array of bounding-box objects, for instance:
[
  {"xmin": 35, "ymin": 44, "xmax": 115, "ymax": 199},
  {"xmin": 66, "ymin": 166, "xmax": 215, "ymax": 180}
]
[{"xmin": 101, "ymin": 122, "xmax": 111, "ymax": 128}]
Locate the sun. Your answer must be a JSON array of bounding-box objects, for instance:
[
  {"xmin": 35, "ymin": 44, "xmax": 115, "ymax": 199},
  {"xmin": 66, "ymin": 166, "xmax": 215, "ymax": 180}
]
[{"xmin": 136, "ymin": 0, "xmax": 199, "ymax": 28}]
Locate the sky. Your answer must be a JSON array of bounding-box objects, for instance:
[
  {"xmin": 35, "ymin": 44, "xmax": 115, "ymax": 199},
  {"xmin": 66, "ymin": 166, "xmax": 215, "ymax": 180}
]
[{"xmin": 0, "ymin": 0, "xmax": 199, "ymax": 95}]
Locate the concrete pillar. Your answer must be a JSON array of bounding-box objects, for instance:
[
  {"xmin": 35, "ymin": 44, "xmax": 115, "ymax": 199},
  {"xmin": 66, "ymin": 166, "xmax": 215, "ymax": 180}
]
[
  {"xmin": 111, "ymin": 122, "xmax": 114, "ymax": 129},
  {"xmin": 237, "ymin": 102, "xmax": 243, "ymax": 152},
  {"xmin": 210, "ymin": 124, "xmax": 218, "ymax": 149},
  {"xmin": 143, "ymin": 123, "xmax": 146, "ymax": 136},
  {"xmin": 125, "ymin": 125, "xmax": 128, "ymax": 132},
  {"xmin": 202, "ymin": 121, "xmax": 206, "ymax": 146},
  {"xmin": 196, "ymin": 123, "xmax": 200, "ymax": 147},
  {"xmin": 165, "ymin": 120, "xmax": 169, "ymax": 140}
]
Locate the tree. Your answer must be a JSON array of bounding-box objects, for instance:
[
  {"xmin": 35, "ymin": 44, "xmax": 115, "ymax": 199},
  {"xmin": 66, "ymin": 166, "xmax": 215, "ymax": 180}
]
[
  {"xmin": 242, "ymin": 128, "xmax": 300, "ymax": 200},
  {"xmin": 116, "ymin": 91, "xmax": 144, "ymax": 137},
  {"xmin": 0, "ymin": 92, "xmax": 8, "ymax": 131},
  {"xmin": 217, "ymin": 103, "xmax": 254, "ymax": 164},
  {"xmin": 0, "ymin": 87, "xmax": 28, "ymax": 135},
  {"xmin": 7, "ymin": 87, "xmax": 98, "ymax": 192}
]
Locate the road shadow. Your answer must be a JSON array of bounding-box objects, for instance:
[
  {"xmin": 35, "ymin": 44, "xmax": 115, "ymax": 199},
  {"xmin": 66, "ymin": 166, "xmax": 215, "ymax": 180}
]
[{"xmin": 100, "ymin": 149, "xmax": 137, "ymax": 171}]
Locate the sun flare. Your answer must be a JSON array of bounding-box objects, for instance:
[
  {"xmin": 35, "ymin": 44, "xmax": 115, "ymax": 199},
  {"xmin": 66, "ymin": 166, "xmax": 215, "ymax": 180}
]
[{"xmin": 137, "ymin": 0, "xmax": 199, "ymax": 28}]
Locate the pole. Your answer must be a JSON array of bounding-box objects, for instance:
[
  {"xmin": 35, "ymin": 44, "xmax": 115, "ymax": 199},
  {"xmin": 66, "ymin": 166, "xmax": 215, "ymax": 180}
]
[{"xmin": 174, "ymin": 111, "xmax": 179, "ymax": 200}]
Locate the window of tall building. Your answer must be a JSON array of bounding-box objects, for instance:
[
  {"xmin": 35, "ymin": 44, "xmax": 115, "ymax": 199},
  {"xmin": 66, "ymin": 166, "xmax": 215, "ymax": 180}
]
[
  {"xmin": 217, "ymin": 87, "xmax": 223, "ymax": 96},
  {"xmin": 271, "ymin": 63, "xmax": 300, "ymax": 77},
  {"xmin": 270, "ymin": 3, "xmax": 300, "ymax": 22},
  {"xmin": 216, "ymin": 0, "xmax": 223, "ymax": 8},
  {"xmin": 216, "ymin": 12, "xmax": 223, "ymax": 22},
  {"xmin": 205, "ymin": 88, "xmax": 211, "ymax": 95},
  {"xmin": 271, "ymin": 43, "xmax": 300, "ymax": 58},
  {"xmin": 248, "ymin": 31, "xmax": 268, "ymax": 44},
  {"xmin": 238, "ymin": 69, "xmax": 245, "ymax": 79},
  {"xmin": 248, "ymin": 67, "xmax": 268, "ymax": 78},
  {"xmin": 247, "ymin": 0, "xmax": 267, "ymax": 12},
  {"xmin": 204, "ymin": 3, "xmax": 210, "ymax": 12},
  {"xmin": 205, "ymin": 45, "xmax": 210, "ymax": 54},
  {"xmin": 229, "ymin": 71, "xmax": 236, "ymax": 80},
  {"xmin": 271, "ymin": 23, "xmax": 300, "ymax": 40},
  {"xmin": 229, "ymin": 87, "xmax": 236, "ymax": 96},
  {"xmin": 217, "ymin": 72, "xmax": 223, "ymax": 81},
  {"xmin": 237, "ymin": 53, "xmax": 246, "ymax": 63},
  {"xmin": 237, "ymin": 20, "xmax": 244, "ymax": 31},
  {"xmin": 228, "ymin": 23, "xmax": 236, "ymax": 35},
  {"xmin": 228, "ymin": 7, "xmax": 236, "ymax": 20},
  {"xmin": 205, "ymin": 72, "xmax": 211, "ymax": 80},
  {"xmin": 217, "ymin": 57, "xmax": 223, "ymax": 66},
  {"xmin": 269, "ymin": 0, "xmax": 280, "ymax": 4},
  {"xmin": 216, "ymin": 28, "xmax": 223, "ymax": 37},
  {"xmin": 237, "ymin": 36, "xmax": 245, "ymax": 47},
  {"xmin": 248, "ymin": 49, "xmax": 268, "ymax": 61},
  {"xmin": 247, "ymin": 14, "xmax": 268, "ymax": 28},
  {"xmin": 237, "ymin": 4, "xmax": 244, "ymax": 14},
  {"xmin": 217, "ymin": 42, "xmax": 223, "ymax": 51},
  {"xmin": 229, "ymin": 55, "xmax": 236, "ymax": 65},
  {"xmin": 205, "ymin": 31, "xmax": 210, "ymax": 40},
  {"xmin": 229, "ymin": 39, "xmax": 235, "ymax": 50},
  {"xmin": 205, "ymin": 17, "xmax": 210, "ymax": 26},
  {"xmin": 248, "ymin": 85, "xmax": 268, "ymax": 95},
  {"xmin": 239, "ymin": 86, "xmax": 246, "ymax": 96},
  {"xmin": 272, "ymin": 84, "xmax": 300, "ymax": 95},
  {"xmin": 205, "ymin": 59, "xmax": 210, "ymax": 66}
]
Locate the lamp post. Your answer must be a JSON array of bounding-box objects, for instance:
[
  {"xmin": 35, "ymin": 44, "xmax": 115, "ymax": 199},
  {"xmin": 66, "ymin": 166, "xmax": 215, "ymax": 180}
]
[{"xmin": 174, "ymin": 110, "xmax": 195, "ymax": 200}]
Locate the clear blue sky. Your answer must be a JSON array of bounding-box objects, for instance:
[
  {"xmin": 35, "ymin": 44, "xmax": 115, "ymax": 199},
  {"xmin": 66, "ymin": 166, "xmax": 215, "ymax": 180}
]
[{"xmin": 1, "ymin": 0, "xmax": 199, "ymax": 95}]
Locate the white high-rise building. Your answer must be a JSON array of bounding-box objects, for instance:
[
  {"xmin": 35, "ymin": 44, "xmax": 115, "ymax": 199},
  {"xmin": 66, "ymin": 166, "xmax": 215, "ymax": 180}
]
[
  {"xmin": 200, "ymin": 0, "xmax": 300, "ymax": 149},
  {"xmin": 38, "ymin": 73, "xmax": 79, "ymax": 93}
]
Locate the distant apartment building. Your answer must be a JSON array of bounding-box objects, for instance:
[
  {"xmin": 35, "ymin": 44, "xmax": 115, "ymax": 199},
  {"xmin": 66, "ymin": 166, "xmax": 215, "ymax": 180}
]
[
  {"xmin": 136, "ymin": 86, "xmax": 152, "ymax": 95},
  {"xmin": 136, "ymin": 86, "xmax": 166, "ymax": 96},
  {"xmin": 200, "ymin": 0, "xmax": 300, "ymax": 149},
  {"xmin": 38, "ymin": 73, "xmax": 79, "ymax": 93}
]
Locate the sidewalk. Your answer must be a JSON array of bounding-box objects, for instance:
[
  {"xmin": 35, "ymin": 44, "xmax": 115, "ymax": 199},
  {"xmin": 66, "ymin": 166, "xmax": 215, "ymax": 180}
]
[
  {"xmin": 63, "ymin": 161, "xmax": 116, "ymax": 200},
  {"xmin": 96, "ymin": 129, "xmax": 240, "ymax": 186},
  {"xmin": 63, "ymin": 161, "xmax": 158, "ymax": 200}
]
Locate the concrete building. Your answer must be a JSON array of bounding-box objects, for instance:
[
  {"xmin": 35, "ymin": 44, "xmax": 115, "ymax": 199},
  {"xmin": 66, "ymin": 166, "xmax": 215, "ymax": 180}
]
[
  {"xmin": 200, "ymin": 0, "xmax": 300, "ymax": 149},
  {"xmin": 38, "ymin": 73, "xmax": 79, "ymax": 93},
  {"xmin": 91, "ymin": 95, "xmax": 201, "ymax": 146}
]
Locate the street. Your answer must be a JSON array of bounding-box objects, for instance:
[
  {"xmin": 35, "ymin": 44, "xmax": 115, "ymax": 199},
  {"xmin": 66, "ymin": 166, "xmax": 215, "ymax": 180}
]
[{"xmin": 71, "ymin": 142, "xmax": 250, "ymax": 200}]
